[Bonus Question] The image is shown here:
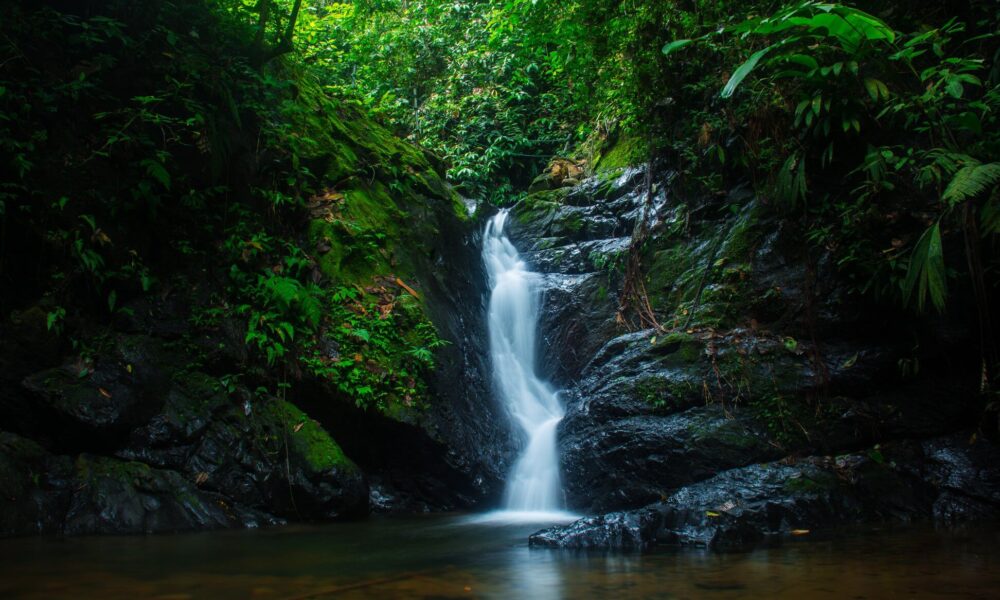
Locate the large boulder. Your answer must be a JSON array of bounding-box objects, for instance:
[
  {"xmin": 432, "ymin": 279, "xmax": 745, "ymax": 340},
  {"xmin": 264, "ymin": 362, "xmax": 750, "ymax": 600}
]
[
  {"xmin": 20, "ymin": 335, "xmax": 176, "ymax": 445},
  {"xmin": 118, "ymin": 371, "xmax": 369, "ymax": 520},
  {"xmin": 0, "ymin": 432, "xmax": 274, "ymax": 536}
]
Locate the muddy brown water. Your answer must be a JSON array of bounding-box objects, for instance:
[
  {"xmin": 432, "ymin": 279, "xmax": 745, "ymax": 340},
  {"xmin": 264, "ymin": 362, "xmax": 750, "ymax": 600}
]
[{"xmin": 1, "ymin": 515, "xmax": 997, "ymax": 599}]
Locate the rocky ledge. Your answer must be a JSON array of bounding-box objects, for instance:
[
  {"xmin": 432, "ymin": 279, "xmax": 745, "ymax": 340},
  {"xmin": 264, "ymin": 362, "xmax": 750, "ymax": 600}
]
[
  {"xmin": 531, "ymin": 433, "xmax": 1000, "ymax": 551},
  {"xmin": 509, "ymin": 152, "xmax": 998, "ymax": 551}
]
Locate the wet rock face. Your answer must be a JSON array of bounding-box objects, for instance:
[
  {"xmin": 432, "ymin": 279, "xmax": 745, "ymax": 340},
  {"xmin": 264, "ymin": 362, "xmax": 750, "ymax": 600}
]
[
  {"xmin": 118, "ymin": 373, "xmax": 369, "ymax": 521},
  {"xmin": 560, "ymin": 403, "xmax": 779, "ymax": 513},
  {"xmin": 0, "ymin": 432, "xmax": 277, "ymax": 536},
  {"xmin": 2, "ymin": 332, "xmax": 370, "ymax": 535},
  {"xmin": 21, "ymin": 335, "xmax": 173, "ymax": 448},
  {"xmin": 532, "ymin": 434, "xmax": 1000, "ymax": 551},
  {"xmin": 63, "ymin": 454, "xmax": 277, "ymax": 535},
  {"xmin": 507, "ymin": 160, "xmax": 990, "ymax": 534},
  {"xmin": 0, "ymin": 205, "xmax": 507, "ymax": 534},
  {"xmin": 529, "ymin": 508, "xmax": 661, "ymax": 550},
  {"xmin": 415, "ymin": 209, "xmax": 519, "ymax": 507},
  {"xmin": 507, "ymin": 167, "xmax": 648, "ymax": 386}
]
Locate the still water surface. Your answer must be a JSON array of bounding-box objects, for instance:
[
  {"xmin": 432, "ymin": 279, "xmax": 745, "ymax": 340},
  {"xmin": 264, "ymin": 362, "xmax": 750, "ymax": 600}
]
[{"xmin": 1, "ymin": 515, "xmax": 997, "ymax": 599}]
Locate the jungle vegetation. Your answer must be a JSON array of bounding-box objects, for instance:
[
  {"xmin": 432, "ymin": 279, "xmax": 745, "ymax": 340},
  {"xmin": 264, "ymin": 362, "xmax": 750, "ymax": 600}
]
[{"xmin": 1, "ymin": 0, "xmax": 998, "ymax": 414}]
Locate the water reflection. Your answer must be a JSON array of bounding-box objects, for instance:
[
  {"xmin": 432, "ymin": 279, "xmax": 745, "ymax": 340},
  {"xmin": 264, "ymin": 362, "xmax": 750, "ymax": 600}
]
[{"xmin": 0, "ymin": 516, "xmax": 997, "ymax": 599}]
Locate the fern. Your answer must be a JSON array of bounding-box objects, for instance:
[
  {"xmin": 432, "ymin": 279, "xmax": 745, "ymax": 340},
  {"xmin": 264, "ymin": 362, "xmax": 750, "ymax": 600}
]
[{"xmin": 942, "ymin": 162, "xmax": 1000, "ymax": 205}]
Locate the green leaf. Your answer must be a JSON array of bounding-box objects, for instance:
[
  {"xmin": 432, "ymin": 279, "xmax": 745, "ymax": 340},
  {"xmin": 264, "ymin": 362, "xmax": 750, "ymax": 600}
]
[
  {"xmin": 662, "ymin": 39, "xmax": 693, "ymax": 56},
  {"xmin": 864, "ymin": 78, "xmax": 879, "ymax": 101},
  {"xmin": 46, "ymin": 308, "xmax": 65, "ymax": 332},
  {"xmin": 140, "ymin": 159, "xmax": 171, "ymax": 190},
  {"xmin": 784, "ymin": 54, "xmax": 819, "ymax": 71},
  {"xmin": 722, "ymin": 45, "xmax": 774, "ymax": 99},
  {"xmin": 945, "ymin": 78, "xmax": 964, "ymax": 98},
  {"xmin": 903, "ymin": 223, "xmax": 947, "ymax": 313}
]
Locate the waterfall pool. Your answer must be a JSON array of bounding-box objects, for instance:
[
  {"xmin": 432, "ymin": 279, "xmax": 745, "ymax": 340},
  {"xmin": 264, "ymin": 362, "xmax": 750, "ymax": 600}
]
[{"xmin": 1, "ymin": 516, "xmax": 997, "ymax": 599}]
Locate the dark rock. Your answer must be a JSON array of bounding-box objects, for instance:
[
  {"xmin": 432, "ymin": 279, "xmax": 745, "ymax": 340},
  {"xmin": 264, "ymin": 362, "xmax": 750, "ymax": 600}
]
[
  {"xmin": 504, "ymin": 163, "xmax": 989, "ymax": 523},
  {"xmin": 560, "ymin": 403, "xmax": 779, "ymax": 513},
  {"xmin": 529, "ymin": 508, "xmax": 660, "ymax": 550},
  {"xmin": 64, "ymin": 454, "xmax": 276, "ymax": 535},
  {"xmin": 386, "ymin": 206, "xmax": 518, "ymax": 509},
  {"xmin": 0, "ymin": 432, "xmax": 276, "ymax": 536},
  {"xmin": 21, "ymin": 335, "xmax": 175, "ymax": 447},
  {"xmin": 118, "ymin": 372, "xmax": 370, "ymax": 520},
  {"xmin": 532, "ymin": 434, "xmax": 1000, "ymax": 551},
  {"xmin": 0, "ymin": 432, "xmax": 73, "ymax": 536}
]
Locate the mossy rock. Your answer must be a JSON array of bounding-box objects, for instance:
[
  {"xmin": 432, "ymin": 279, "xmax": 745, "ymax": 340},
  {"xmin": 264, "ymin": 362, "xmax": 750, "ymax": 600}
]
[
  {"xmin": 276, "ymin": 401, "xmax": 357, "ymax": 474},
  {"xmin": 783, "ymin": 470, "xmax": 842, "ymax": 494},
  {"xmin": 64, "ymin": 454, "xmax": 268, "ymax": 535},
  {"xmin": 594, "ymin": 136, "xmax": 647, "ymax": 173}
]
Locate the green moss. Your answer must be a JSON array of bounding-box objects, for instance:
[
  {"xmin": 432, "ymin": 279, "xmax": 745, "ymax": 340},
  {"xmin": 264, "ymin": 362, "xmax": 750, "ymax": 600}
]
[
  {"xmin": 166, "ymin": 371, "xmax": 227, "ymax": 427},
  {"xmin": 279, "ymin": 401, "xmax": 357, "ymax": 474},
  {"xmin": 719, "ymin": 203, "xmax": 760, "ymax": 265},
  {"xmin": 783, "ymin": 471, "xmax": 840, "ymax": 494},
  {"xmin": 689, "ymin": 415, "xmax": 765, "ymax": 451},
  {"xmin": 528, "ymin": 187, "xmax": 571, "ymax": 204},
  {"xmin": 564, "ymin": 211, "xmax": 584, "ymax": 232},
  {"xmin": 516, "ymin": 199, "xmax": 559, "ymax": 225},
  {"xmin": 653, "ymin": 331, "xmax": 704, "ymax": 364},
  {"xmin": 595, "ymin": 136, "xmax": 648, "ymax": 173},
  {"xmin": 75, "ymin": 455, "xmax": 154, "ymax": 482}
]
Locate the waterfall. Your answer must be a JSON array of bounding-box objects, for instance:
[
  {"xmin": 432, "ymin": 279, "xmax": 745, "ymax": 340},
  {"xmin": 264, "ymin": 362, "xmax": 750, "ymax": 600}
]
[{"xmin": 483, "ymin": 209, "xmax": 572, "ymax": 518}]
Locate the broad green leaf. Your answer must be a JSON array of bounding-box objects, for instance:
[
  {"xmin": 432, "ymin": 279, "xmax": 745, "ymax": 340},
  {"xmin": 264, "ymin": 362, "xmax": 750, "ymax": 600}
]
[
  {"xmin": 140, "ymin": 159, "xmax": 171, "ymax": 190},
  {"xmin": 864, "ymin": 78, "xmax": 880, "ymax": 101},
  {"xmin": 903, "ymin": 223, "xmax": 947, "ymax": 313},
  {"xmin": 722, "ymin": 45, "xmax": 774, "ymax": 98},
  {"xmin": 783, "ymin": 54, "xmax": 819, "ymax": 71},
  {"xmin": 662, "ymin": 39, "xmax": 693, "ymax": 56}
]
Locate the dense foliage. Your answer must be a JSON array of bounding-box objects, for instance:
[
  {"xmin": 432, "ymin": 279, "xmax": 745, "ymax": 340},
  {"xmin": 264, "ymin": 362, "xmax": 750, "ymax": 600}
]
[
  {"xmin": 2, "ymin": 0, "xmax": 998, "ymax": 421},
  {"xmin": 0, "ymin": 0, "xmax": 458, "ymax": 413}
]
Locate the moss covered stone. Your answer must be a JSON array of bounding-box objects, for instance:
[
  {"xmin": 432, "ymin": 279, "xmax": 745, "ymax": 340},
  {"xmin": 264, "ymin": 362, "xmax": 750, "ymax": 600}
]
[
  {"xmin": 594, "ymin": 136, "xmax": 647, "ymax": 173},
  {"xmin": 278, "ymin": 401, "xmax": 357, "ymax": 474}
]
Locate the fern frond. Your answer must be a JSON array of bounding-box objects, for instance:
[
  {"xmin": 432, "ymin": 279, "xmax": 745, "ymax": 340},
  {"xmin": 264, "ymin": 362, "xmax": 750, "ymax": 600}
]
[{"xmin": 942, "ymin": 162, "xmax": 1000, "ymax": 205}]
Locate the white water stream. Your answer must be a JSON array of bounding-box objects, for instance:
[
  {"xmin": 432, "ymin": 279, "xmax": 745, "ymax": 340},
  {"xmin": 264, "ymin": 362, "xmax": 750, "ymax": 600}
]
[{"xmin": 482, "ymin": 210, "xmax": 575, "ymax": 521}]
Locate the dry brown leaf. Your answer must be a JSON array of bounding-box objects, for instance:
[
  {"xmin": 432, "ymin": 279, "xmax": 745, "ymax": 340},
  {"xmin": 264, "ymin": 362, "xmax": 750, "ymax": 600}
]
[
  {"xmin": 395, "ymin": 278, "xmax": 420, "ymax": 299},
  {"xmin": 293, "ymin": 422, "xmax": 305, "ymax": 433},
  {"xmin": 97, "ymin": 387, "xmax": 112, "ymax": 399}
]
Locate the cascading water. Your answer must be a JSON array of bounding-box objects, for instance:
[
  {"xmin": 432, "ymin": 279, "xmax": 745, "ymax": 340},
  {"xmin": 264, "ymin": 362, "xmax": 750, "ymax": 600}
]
[{"xmin": 482, "ymin": 209, "xmax": 575, "ymax": 520}]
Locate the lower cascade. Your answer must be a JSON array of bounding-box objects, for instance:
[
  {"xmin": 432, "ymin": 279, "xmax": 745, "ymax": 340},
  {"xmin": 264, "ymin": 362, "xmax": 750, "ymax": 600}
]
[{"xmin": 483, "ymin": 209, "xmax": 572, "ymax": 518}]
